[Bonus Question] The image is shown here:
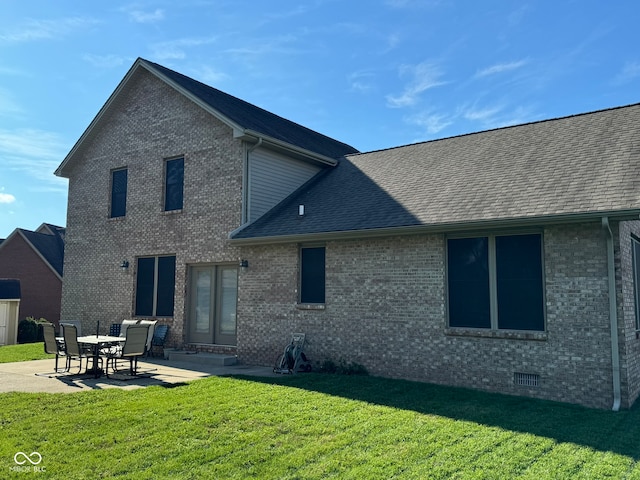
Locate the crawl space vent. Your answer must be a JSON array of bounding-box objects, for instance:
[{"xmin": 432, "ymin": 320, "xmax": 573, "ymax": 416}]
[{"xmin": 514, "ymin": 372, "xmax": 540, "ymax": 387}]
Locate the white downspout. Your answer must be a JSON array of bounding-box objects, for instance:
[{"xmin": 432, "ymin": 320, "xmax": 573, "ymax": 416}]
[{"xmin": 602, "ymin": 216, "xmax": 621, "ymax": 411}]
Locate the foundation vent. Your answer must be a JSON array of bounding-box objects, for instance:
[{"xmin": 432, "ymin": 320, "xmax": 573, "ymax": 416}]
[{"xmin": 514, "ymin": 372, "xmax": 540, "ymax": 387}]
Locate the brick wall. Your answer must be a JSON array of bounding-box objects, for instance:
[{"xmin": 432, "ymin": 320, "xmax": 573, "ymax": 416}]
[
  {"xmin": 60, "ymin": 66, "xmax": 636, "ymax": 410},
  {"xmin": 0, "ymin": 234, "xmax": 62, "ymax": 326},
  {"xmin": 238, "ymin": 222, "xmax": 620, "ymax": 409},
  {"xmin": 61, "ymin": 68, "xmax": 243, "ymax": 345},
  {"xmin": 618, "ymin": 220, "xmax": 640, "ymax": 408}
]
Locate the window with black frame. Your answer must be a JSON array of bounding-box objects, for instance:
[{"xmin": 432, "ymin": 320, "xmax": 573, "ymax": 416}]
[
  {"xmin": 135, "ymin": 255, "xmax": 176, "ymax": 317},
  {"xmin": 164, "ymin": 157, "xmax": 184, "ymax": 211},
  {"xmin": 300, "ymin": 246, "xmax": 325, "ymax": 304},
  {"xmin": 447, "ymin": 233, "xmax": 544, "ymax": 331},
  {"xmin": 110, "ymin": 168, "xmax": 127, "ymax": 218}
]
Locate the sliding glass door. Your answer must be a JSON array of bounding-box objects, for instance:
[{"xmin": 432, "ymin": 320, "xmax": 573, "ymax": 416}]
[{"xmin": 188, "ymin": 265, "xmax": 238, "ymax": 345}]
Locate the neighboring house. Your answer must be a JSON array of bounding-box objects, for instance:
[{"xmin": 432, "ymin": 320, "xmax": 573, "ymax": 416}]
[
  {"xmin": 55, "ymin": 58, "xmax": 640, "ymax": 410},
  {"xmin": 0, "ymin": 223, "xmax": 65, "ymax": 330},
  {"xmin": 0, "ymin": 278, "xmax": 21, "ymax": 345}
]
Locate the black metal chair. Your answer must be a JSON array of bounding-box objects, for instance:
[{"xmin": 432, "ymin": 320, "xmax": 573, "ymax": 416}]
[
  {"xmin": 149, "ymin": 324, "xmax": 169, "ymax": 357},
  {"xmin": 109, "ymin": 323, "xmax": 121, "ymax": 336}
]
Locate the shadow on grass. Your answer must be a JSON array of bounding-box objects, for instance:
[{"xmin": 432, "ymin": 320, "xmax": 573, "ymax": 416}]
[{"xmin": 239, "ymin": 373, "xmax": 640, "ymax": 460}]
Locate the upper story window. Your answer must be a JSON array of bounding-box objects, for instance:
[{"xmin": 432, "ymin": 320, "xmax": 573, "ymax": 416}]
[
  {"xmin": 300, "ymin": 246, "xmax": 326, "ymax": 304},
  {"xmin": 110, "ymin": 168, "xmax": 128, "ymax": 218},
  {"xmin": 447, "ymin": 233, "xmax": 545, "ymax": 331},
  {"xmin": 164, "ymin": 157, "xmax": 184, "ymax": 211}
]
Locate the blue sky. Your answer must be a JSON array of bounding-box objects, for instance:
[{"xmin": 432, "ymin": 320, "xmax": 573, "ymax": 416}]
[{"xmin": 1, "ymin": 1, "xmax": 639, "ymax": 238}]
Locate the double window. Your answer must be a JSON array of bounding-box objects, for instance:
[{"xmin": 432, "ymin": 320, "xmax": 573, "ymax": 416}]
[
  {"xmin": 135, "ymin": 255, "xmax": 176, "ymax": 317},
  {"xmin": 447, "ymin": 233, "xmax": 544, "ymax": 331},
  {"xmin": 164, "ymin": 157, "xmax": 184, "ymax": 211},
  {"xmin": 300, "ymin": 246, "xmax": 325, "ymax": 304},
  {"xmin": 110, "ymin": 168, "xmax": 128, "ymax": 218}
]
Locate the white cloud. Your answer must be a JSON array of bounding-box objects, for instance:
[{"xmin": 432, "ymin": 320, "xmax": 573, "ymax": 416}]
[
  {"xmin": 82, "ymin": 54, "xmax": 127, "ymax": 69},
  {"xmin": 475, "ymin": 60, "xmax": 527, "ymax": 78},
  {"xmin": 0, "ymin": 87, "xmax": 24, "ymax": 118},
  {"xmin": 128, "ymin": 8, "xmax": 165, "ymax": 24},
  {"xmin": 462, "ymin": 104, "xmax": 504, "ymax": 122},
  {"xmin": 0, "ymin": 193, "xmax": 16, "ymax": 204},
  {"xmin": 0, "ymin": 17, "xmax": 97, "ymax": 44},
  {"xmin": 191, "ymin": 66, "xmax": 229, "ymax": 85},
  {"xmin": 348, "ymin": 71, "xmax": 376, "ymax": 93},
  {"xmin": 406, "ymin": 110, "xmax": 453, "ymax": 134},
  {"xmin": 386, "ymin": 62, "xmax": 447, "ymax": 108},
  {"xmin": 150, "ymin": 36, "xmax": 219, "ymax": 61},
  {"xmin": 612, "ymin": 61, "xmax": 640, "ymax": 86},
  {"xmin": 0, "ymin": 129, "xmax": 68, "ymax": 192}
]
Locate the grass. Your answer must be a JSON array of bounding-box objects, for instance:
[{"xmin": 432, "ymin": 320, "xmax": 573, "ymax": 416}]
[
  {"xmin": 0, "ymin": 342, "xmax": 52, "ymax": 363},
  {"xmin": 2, "ymin": 343, "xmax": 640, "ymax": 478}
]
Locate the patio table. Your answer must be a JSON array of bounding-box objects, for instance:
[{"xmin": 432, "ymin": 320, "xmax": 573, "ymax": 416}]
[{"xmin": 77, "ymin": 335, "xmax": 123, "ymax": 378}]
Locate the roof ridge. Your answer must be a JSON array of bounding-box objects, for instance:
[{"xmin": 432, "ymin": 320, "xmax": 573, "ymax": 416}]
[
  {"xmin": 141, "ymin": 58, "xmax": 359, "ymax": 157},
  {"xmin": 348, "ymin": 101, "xmax": 640, "ymax": 158}
]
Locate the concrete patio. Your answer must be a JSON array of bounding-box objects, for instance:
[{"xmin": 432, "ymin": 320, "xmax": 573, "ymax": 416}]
[{"xmin": 0, "ymin": 356, "xmax": 278, "ymax": 393}]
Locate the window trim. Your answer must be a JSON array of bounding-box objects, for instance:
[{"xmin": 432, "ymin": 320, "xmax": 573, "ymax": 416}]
[{"xmin": 446, "ymin": 231, "xmax": 546, "ymax": 332}]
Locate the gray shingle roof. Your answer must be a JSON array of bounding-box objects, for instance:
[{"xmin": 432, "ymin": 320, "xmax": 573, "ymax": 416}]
[
  {"xmin": 143, "ymin": 60, "xmax": 359, "ymax": 160},
  {"xmin": 20, "ymin": 229, "xmax": 65, "ymax": 276},
  {"xmin": 232, "ymin": 103, "xmax": 640, "ymax": 241}
]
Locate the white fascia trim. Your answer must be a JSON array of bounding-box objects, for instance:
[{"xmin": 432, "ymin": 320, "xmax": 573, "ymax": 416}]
[
  {"xmin": 56, "ymin": 59, "xmax": 148, "ymax": 177},
  {"xmin": 238, "ymin": 130, "xmax": 338, "ymax": 167}
]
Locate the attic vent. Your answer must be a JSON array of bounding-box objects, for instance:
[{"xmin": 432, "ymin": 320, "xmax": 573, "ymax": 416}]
[{"xmin": 514, "ymin": 372, "xmax": 540, "ymax": 387}]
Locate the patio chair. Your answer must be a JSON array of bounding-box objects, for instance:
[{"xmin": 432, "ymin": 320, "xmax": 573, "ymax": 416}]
[
  {"xmin": 119, "ymin": 319, "xmax": 139, "ymax": 338},
  {"xmin": 109, "ymin": 323, "xmax": 121, "ymax": 336},
  {"xmin": 37, "ymin": 323, "xmax": 68, "ymax": 375},
  {"xmin": 60, "ymin": 320, "xmax": 82, "ymax": 338},
  {"xmin": 139, "ymin": 320, "xmax": 157, "ymax": 356},
  {"xmin": 149, "ymin": 324, "xmax": 169, "ymax": 357},
  {"xmin": 104, "ymin": 324, "xmax": 149, "ymax": 378},
  {"xmin": 62, "ymin": 324, "xmax": 94, "ymax": 374}
]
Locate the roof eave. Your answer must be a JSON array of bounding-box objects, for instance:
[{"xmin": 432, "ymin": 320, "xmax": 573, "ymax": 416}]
[
  {"xmin": 236, "ymin": 129, "xmax": 339, "ymax": 166},
  {"xmin": 55, "ymin": 59, "xmax": 338, "ymax": 177},
  {"xmin": 55, "ymin": 58, "xmax": 150, "ymax": 178},
  {"xmin": 228, "ymin": 209, "xmax": 640, "ymax": 246}
]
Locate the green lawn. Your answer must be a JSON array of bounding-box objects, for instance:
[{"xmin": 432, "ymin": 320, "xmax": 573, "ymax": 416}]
[
  {"xmin": 1, "ymin": 343, "xmax": 640, "ymax": 479},
  {"xmin": 0, "ymin": 342, "xmax": 52, "ymax": 363}
]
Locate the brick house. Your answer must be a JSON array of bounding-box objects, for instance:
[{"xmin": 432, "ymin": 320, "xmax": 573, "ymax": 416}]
[
  {"xmin": 55, "ymin": 58, "xmax": 640, "ymax": 410},
  {"xmin": 0, "ymin": 223, "xmax": 65, "ymax": 331}
]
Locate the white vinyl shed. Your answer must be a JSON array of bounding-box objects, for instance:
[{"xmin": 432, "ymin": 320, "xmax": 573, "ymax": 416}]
[{"xmin": 0, "ymin": 279, "xmax": 21, "ymax": 345}]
